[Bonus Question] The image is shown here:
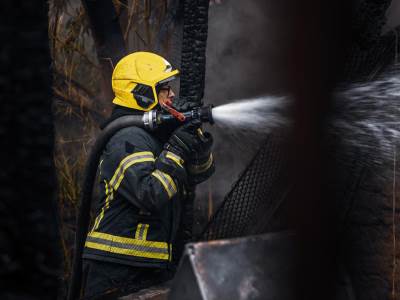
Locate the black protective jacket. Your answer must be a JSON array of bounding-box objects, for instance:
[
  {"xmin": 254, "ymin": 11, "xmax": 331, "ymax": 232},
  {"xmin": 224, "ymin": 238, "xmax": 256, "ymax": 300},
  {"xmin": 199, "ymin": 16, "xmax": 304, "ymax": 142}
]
[{"xmin": 83, "ymin": 107, "xmax": 214, "ymax": 269}]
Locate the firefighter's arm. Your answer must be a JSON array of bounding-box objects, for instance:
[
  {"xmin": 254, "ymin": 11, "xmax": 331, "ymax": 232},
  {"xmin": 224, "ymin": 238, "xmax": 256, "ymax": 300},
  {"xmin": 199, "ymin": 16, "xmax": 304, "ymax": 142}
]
[
  {"xmin": 105, "ymin": 126, "xmax": 187, "ymax": 213},
  {"xmin": 156, "ymin": 120, "xmax": 215, "ymax": 186}
]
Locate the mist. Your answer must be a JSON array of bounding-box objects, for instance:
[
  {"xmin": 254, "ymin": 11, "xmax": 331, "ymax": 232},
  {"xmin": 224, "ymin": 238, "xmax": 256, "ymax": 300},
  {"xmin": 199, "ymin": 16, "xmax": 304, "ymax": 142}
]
[
  {"xmin": 195, "ymin": 0, "xmax": 289, "ymax": 215},
  {"xmin": 195, "ymin": 0, "xmax": 400, "ymax": 232}
]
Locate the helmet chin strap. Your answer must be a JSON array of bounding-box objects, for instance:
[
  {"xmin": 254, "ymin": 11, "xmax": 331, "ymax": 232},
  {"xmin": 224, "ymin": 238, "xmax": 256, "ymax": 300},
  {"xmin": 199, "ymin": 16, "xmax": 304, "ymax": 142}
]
[{"xmin": 159, "ymin": 97, "xmax": 186, "ymax": 122}]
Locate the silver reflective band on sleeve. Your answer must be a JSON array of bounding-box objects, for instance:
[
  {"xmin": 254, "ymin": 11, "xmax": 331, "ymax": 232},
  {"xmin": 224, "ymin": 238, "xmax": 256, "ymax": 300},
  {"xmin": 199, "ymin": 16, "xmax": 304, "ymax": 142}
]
[{"xmin": 151, "ymin": 169, "xmax": 177, "ymax": 198}]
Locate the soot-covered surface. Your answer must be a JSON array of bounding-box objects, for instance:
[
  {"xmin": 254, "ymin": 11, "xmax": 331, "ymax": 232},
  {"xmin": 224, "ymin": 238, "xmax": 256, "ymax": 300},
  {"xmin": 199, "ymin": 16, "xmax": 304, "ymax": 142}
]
[{"xmin": 0, "ymin": 2, "xmax": 60, "ymax": 299}]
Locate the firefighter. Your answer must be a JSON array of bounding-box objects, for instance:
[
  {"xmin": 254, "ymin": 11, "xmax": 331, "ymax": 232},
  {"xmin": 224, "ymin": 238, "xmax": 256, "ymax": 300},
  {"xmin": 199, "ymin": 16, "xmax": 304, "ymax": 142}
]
[{"xmin": 81, "ymin": 52, "xmax": 215, "ymax": 299}]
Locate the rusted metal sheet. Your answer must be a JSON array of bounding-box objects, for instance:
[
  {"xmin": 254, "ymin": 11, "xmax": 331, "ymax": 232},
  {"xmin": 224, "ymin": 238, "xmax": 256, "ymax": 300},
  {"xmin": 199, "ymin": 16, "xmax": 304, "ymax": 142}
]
[
  {"xmin": 169, "ymin": 232, "xmax": 296, "ymax": 300},
  {"xmin": 119, "ymin": 285, "xmax": 170, "ymax": 300}
]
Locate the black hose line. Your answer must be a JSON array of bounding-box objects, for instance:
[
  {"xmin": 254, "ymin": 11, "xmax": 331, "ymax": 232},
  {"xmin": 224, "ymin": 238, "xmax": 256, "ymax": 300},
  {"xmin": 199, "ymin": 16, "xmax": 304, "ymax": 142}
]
[{"xmin": 67, "ymin": 115, "xmax": 144, "ymax": 300}]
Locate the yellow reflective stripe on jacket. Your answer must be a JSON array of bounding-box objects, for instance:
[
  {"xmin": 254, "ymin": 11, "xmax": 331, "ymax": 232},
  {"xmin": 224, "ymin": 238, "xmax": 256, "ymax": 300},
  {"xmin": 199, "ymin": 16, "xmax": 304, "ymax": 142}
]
[
  {"xmin": 165, "ymin": 151, "xmax": 184, "ymax": 168},
  {"xmin": 142, "ymin": 224, "xmax": 149, "ymax": 240},
  {"xmin": 151, "ymin": 169, "xmax": 177, "ymax": 198},
  {"xmin": 85, "ymin": 231, "xmax": 169, "ymax": 260},
  {"xmin": 85, "ymin": 242, "xmax": 169, "ymax": 260},
  {"xmin": 92, "ymin": 152, "xmax": 155, "ymax": 231},
  {"xmin": 92, "ymin": 182, "xmax": 113, "ymax": 230},
  {"xmin": 110, "ymin": 151, "xmax": 155, "ymax": 190},
  {"xmin": 135, "ymin": 223, "xmax": 149, "ymax": 240},
  {"xmin": 188, "ymin": 153, "xmax": 213, "ymax": 174},
  {"xmin": 104, "ymin": 180, "xmax": 111, "ymax": 209},
  {"xmin": 87, "ymin": 231, "xmax": 168, "ymax": 249}
]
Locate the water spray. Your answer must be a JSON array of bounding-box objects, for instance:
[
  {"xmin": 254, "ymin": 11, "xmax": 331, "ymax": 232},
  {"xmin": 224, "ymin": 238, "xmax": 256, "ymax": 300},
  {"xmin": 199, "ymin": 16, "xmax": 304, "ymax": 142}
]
[
  {"xmin": 143, "ymin": 71, "xmax": 400, "ymax": 163},
  {"xmin": 143, "ymin": 96, "xmax": 289, "ymax": 135},
  {"xmin": 169, "ymin": 69, "xmax": 400, "ymax": 164}
]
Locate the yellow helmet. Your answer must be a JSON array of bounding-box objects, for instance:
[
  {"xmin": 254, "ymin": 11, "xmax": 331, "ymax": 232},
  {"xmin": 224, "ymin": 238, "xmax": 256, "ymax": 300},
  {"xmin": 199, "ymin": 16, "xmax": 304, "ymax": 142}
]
[{"xmin": 112, "ymin": 52, "xmax": 179, "ymax": 111}]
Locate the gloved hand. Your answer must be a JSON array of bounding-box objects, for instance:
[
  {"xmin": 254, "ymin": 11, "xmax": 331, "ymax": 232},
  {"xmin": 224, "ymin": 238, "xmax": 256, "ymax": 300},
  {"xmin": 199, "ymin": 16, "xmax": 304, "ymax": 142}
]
[
  {"xmin": 155, "ymin": 120, "xmax": 203, "ymax": 186},
  {"xmin": 191, "ymin": 129, "xmax": 213, "ymax": 161},
  {"xmin": 172, "ymin": 99, "xmax": 202, "ymax": 112},
  {"xmin": 164, "ymin": 119, "xmax": 203, "ymax": 161},
  {"xmin": 187, "ymin": 129, "xmax": 215, "ymax": 185},
  {"xmin": 157, "ymin": 119, "xmax": 215, "ymax": 187}
]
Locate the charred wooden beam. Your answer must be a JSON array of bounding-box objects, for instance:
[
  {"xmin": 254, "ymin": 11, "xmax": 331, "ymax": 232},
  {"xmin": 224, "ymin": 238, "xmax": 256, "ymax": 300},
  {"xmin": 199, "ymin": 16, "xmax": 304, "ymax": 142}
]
[
  {"xmin": 179, "ymin": 0, "xmax": 209, "ymax": 104},
  {"xmin": 81, "ymin": 0, "xmax": 127, "ymax": 100}
]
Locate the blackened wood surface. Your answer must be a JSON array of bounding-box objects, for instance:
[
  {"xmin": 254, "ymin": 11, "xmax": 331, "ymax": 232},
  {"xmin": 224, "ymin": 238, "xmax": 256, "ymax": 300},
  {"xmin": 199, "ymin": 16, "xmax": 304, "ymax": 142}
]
[
  {"xmin": 81, "ymin": 0, "xmax": 127, "ymax": 100},
  {"xmin": 179, "ymin": 0, "xmax": 209, "ymax": 103},
  {"xmin": 0, "ymin": 1, "xmax": 60, "ymax": 299}
]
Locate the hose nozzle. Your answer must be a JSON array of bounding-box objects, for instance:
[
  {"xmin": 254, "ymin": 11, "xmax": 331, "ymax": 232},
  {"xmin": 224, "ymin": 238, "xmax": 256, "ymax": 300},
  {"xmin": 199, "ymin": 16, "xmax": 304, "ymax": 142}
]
[
  {"xmin": 183, "ymin": 105, "xmax": 214, "ymax": 125},
  {"xmin": 143, "ymin": 105, "xmax": 214, "ymax": 130}
]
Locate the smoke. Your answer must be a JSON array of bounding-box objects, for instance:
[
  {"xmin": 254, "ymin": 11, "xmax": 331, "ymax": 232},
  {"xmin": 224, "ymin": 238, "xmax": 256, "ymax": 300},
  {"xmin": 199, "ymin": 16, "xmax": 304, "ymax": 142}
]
[
  {"xmin": 384, "ymin": 0, "xmax": 400, "ymax": 31},
  {"xmin": 204, "ymin": 1, "xmax": 288, "ymax": 102},
  {"xmin": 195, "ymin": 0, "xmax": 289, "ymax": 215}
]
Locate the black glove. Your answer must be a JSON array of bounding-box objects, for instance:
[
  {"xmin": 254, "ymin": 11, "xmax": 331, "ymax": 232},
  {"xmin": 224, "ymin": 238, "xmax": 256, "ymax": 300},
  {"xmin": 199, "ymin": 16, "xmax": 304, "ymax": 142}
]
[
  {"xmin": 191, "ymin": 129, "xmax": 213, "ymax": 161},
  {"xmin": 164, "ymin": 119, "xmax": 203, "ymax": 161},
  {"xmin": 159, "ymin": 119, "xmax": 215, "ymax": 186},
  {"xmin": 187, "ymin": 129, "xmax": 215, "ymax": 185},
  {"xmin": 155, "ymin": 120, "xmax": 202, "ymax": 185},
  {"xmin": 173, "ymin": 99, "xmax": 202, "ymax": 112}
]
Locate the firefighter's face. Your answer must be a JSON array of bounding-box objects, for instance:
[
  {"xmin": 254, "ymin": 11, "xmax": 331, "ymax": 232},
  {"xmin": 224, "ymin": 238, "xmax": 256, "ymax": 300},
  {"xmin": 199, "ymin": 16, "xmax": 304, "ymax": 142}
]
[{"xmin": 158, "ymin": 85, "xmax": 175, "ymax": 103}]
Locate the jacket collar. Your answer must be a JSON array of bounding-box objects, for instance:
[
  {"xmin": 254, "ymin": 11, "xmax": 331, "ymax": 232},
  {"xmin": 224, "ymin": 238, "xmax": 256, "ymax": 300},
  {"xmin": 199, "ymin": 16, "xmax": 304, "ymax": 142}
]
[{"xmin": 100, "ymin": 106, "xmax": 142, "ymax": 129}]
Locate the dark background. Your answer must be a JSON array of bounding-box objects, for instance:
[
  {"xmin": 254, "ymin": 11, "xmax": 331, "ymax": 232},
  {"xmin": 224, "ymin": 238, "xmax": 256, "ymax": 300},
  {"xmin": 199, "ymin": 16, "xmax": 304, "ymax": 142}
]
[
  {"xmin": 1, "ymin": 1, "xmax": 399, "ymax": 299},
  {"xmin": 0, "ymin": 1, "xmax": 60, "ymax": 299}
]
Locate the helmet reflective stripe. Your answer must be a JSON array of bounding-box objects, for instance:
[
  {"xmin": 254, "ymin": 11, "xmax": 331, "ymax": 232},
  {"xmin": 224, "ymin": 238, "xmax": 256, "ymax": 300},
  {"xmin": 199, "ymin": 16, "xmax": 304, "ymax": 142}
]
[
  {"xmin": 158, "ymin": 75, "xmax": 178, "ymax": 85},
  {"xmin": 163, "ymin": 58, "xmax": 172, "ymax": 72},
  {"xmin": 112, "ymin": 52, "xmax": 179, "ymax": 111}
]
